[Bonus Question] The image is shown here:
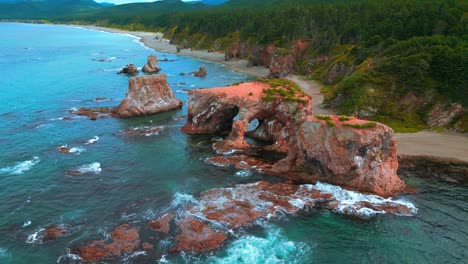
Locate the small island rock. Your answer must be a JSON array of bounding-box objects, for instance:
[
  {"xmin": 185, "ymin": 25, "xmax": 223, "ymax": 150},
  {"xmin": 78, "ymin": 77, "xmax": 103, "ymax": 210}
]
[
  {"xmin": 142, "ymin": 54, "xmax": 161, "ymax": 73},
  {"xmin": 118, "ymin": 63, "xmax": 139, "ymax": 75},
  {"xmin": 113, "ymin": 74, "xmax": 182, "ymax": 118}
]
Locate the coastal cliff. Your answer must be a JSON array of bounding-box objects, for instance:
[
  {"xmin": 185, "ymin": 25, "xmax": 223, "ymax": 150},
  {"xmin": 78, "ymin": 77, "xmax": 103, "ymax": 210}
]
[{"xmin": 182, "ymin": 79, "xmax": 406, "ymax": 197}]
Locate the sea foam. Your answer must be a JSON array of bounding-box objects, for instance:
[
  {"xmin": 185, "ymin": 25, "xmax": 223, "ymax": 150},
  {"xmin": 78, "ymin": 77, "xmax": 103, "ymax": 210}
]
[
  {"xmin": 85, "ymin": 136, "xmax": 99, "ymax": 145},
  {"xmin": 0, "ymin": 157, "xmax": 40, "ymax": 175},
  {"xmin": 208, "ymin": 227, "xmax": 311, "ymax": 264}
]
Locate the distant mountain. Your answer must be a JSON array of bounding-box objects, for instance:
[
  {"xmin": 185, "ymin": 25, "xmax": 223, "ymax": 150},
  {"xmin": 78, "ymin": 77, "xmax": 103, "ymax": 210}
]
[
  {"xmin": 187, "ymin": 0, "xmax": 229, "ymax": 5},
  {"xmin": 98, "ymin": 2, "xmax": 115, "ymax": 6},
  {"xmin": 0, "ymin": 0, "xmax": 101, "ymax": 19}
]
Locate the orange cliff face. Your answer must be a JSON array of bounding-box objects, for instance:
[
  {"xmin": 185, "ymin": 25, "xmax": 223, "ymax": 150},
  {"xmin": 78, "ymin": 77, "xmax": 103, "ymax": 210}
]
[{"xmin": 181, "ymin": 81, "xmax": 406, "ymax": 197}]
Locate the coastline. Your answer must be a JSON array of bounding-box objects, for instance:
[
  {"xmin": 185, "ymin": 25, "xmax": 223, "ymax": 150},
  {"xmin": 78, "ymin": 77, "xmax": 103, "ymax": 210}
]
[
  {"xmin": 79, "ymin": 25, "xmax": 270, "ymax": 78},
  {"xmin": 79, "ymin": 25, "xmax": 468, "ymax": 164}
]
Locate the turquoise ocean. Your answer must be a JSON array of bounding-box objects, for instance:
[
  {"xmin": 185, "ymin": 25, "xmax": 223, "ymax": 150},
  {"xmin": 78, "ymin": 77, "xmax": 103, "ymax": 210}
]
[{"xmin": 0, "ymin": 23, "xmax": 466, "ymax": 264}]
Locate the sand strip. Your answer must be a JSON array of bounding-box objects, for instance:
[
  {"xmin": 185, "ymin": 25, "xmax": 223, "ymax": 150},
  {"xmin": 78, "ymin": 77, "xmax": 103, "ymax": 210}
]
[{"xmin": 79, "ymin": 25, "xmax": 269, "ymax": 78}]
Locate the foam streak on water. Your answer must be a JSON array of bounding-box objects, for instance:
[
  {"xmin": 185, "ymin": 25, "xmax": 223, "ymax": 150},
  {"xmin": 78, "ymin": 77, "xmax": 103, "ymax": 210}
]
[{"xmin": 0, "ymin": 156, "xmax": 40, "ymax": 175}]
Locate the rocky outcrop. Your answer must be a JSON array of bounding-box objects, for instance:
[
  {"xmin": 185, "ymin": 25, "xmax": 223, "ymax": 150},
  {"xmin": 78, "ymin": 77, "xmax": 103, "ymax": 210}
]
[
  {"xmin": 70, "ymin": 179, "xmax": 415, "ymax": 261},
  {"xmin": 269, "ymin": 53, "xmax": 296, "ymax": 77},
  {"xmin": 118, "ymin": 63, "xmax": 138, "ymax": 75},
  {"xmin": 182, "ymin": 81, "xmax": 406, "ymax": 197},
  {"xmin": 426, "ymin": 102, "xmax": 464, "ymax": 127},
  {"xmin": 142, "ymin": 54, "xmax": 161, "ymax": 73},
  {"xmin": 192, "ymin": 66, "xmax": 207, "ymax": 78},
  {"xmin": 324, "ymin": 62, "xmax": 355, "ymax": 84},
  {"xmin": 71, "ymin": 224, "xmax": 140, "ymax": 263},
  {"xmin": 113, "ymin": 74, "xmax": 182, "ymax": 118}
]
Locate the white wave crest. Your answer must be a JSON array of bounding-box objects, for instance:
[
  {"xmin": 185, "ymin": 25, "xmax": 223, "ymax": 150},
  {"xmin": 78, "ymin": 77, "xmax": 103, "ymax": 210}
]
[
  {"xmin": 77, "ymin": 162, "xmax": 102, "ymax": 175},
  {"xmin": 69, "ymin": 146, "xmax": 86, "ymax": 154},
  {"xmin": 171, "ymin": 192, "xmax": 196, "ymax": 208},
  {"xmin": 0, "ymin": 157, "xmax": 40, "ymax": 175},
  {"xmin": 305, "ymin": 182, "xmax": 418, "ymax": 217},
  {"xmin": 26, "ymin": 228, "xmax": 45, "ymax": 244},
  {"xmin": 22, "ymin": 221, "xmax": 32, "ymax": 227},
  {"xmin": 85, "ymin": 136, "xmax": 99, "ymax": 145},
  {"xmin": 235, "ymin": 170, "xmax": 252, "ymax": 177},
  {"xmin": 209, "ymin": 227, "xmax": 311, "ymax": 264}
]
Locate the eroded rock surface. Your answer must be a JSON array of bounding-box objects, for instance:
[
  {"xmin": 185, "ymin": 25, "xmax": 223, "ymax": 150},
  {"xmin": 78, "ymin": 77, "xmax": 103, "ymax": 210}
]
[
  {"xmin": 118, "ymin": 63, "xmax": 139, "ymax": 75},
  {"xmin": 113, "ymin": 74, "xmax": 182, "ymax": 118},
  {"xmin": 182, "ymin": 81, "xmax": 406, "ymax": 197},
  {"xmin": 70, "ymin": 180, "xmax": 416, "ymax": 262},
  {"xmin": 142, "ymin": 54, "xmax": 161, "ymax": 73}
]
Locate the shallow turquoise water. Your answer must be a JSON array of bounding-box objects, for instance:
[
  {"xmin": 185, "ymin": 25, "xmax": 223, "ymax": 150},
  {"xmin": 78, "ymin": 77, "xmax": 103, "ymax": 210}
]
[{"xmin": 0, "ymin": 23, "xmax": 466, "ymax": 264}]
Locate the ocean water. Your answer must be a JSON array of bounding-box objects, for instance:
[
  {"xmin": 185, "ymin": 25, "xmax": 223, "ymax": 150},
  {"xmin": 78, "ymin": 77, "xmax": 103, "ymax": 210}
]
[{"xmin": 0, "ymin": 23, "xmax": 466, "ymax": 264}]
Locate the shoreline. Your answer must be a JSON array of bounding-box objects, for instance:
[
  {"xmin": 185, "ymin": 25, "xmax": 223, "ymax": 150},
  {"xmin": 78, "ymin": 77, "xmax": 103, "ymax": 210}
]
[
  {"xmin": 79, "ymin": 25, "xmax": 270, "ymax": 78},
  {"xmin": 72, "ymin": 24, "xmax": 468, "ymax": 164}
]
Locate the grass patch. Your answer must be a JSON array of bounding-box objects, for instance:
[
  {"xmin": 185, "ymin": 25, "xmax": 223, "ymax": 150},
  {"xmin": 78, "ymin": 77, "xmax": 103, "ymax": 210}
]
[
  {"xmin": 338, "ymin": 115, "xmax": 351, "ymax": 121},
  {"xmin": 315, "ymin": 115, "xmax": 332, "ymax": 121},
  {"xmin": 344, "ymin": 122, "xmax": 377, "ymax": 129},
  {"xmin": 259, "ymin": 78, "xmax": 307, "ymax": 103}
]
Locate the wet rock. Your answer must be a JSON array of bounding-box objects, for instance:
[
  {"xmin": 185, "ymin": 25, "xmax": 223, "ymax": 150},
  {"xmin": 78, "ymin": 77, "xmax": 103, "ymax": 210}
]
[
  {"xmin": 113, "ymin": 74, "xmax": 182, "ymax": 118},
  {"xmin": 142, "ymin": 54, "xmax": 161, "ymax": 73},
  {"xmin": 94, "ymin": 97, "xmax": 110, "ymax": 102},
  {"xmin": 71, "ymin": 224, "xmax": 140, "ymax": 263},
  {"xmin": 169, "ymin": 218, "xmax": 227, "ymax": 253},
  {"xmin": 69, "ymin": 107, "xmax": 113, "ymax": 120},
  {"xmin": 147, "ymin": 213, "xmax": 173, "ymax": 234},
  {"xmin": 58, "ymin": 146, "xmax": 71, "ymax": 153},
  {"xmin": 123, "ymin": 126, "xmax": 162, "ymax": 137},
  {"xmin": 43, "ymin": 225, "xmax": 67, "ymax": 241},
  {"xmin": 182, "ymin": 82, "xmax": 405, "ymax": 197},
  {"xmin": 192, "ymin": 66, "xmax": 207, "ymax": 78},
  {"xmin": 118, "ymin": 63, "xmax": 139, "ymax": 75}
]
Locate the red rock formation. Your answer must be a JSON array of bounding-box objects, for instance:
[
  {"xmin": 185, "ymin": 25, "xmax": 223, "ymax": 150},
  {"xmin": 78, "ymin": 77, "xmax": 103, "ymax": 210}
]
[
  {"xmin": 113, "ymin": 74, "xmax": 182, "ymax": 118},
  {"xmin": 147, "ymin": 213, "xmax": 173, "ymax": 234},
  {"xmin": 169, "ymin": 218, "xmax": 227, "ymax": 253},
  {"xmin": 182, "ymin": 82, "xmax": 406, "ymax": 197},
  {"xmin": 142, "ymin": 54, "xmax": 161, "ymax": 73},
  {"xmin": 71, "ymin": 224, "xmax": 140, "ymax": 263},
  {"xmin": 118, "ymin": 63, "xmax": 139, "ymax": 75}
]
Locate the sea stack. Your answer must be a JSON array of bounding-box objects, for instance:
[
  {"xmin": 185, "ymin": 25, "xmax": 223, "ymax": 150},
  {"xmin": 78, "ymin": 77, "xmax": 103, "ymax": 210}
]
[
  {"xmin": 181, "ymin": 80, "xmax": 406, "ymax": 197},
  {"xmin": 192, "ymin": 66, "xmax": 207, "ymax": 78},
  {"xmin": 113, "ymin": 74, "xmax": 182, "ymax": 118},
  {"xmin": 142, "ymin": 54, "xmax": 161, "ymax": 73}
]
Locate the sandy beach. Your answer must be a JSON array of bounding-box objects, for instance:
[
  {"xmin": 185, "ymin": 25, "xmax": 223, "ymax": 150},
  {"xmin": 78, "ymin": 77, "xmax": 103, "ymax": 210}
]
[
  {"xmin": 81, "ymin": 25, "xmax": 468, "ymax": 164},
  {"xmin": 80, "ymin": 25, "xmax": 270, "ymax": 78}
]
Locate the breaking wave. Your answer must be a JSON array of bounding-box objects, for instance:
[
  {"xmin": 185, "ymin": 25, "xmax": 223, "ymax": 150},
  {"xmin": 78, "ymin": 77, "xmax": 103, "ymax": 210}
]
[
  {"xmin": 0, "ymin": 157, "xmax": 40, "ymax": 175},
  {"xmin": 208, "ymin": 227, "xmax": 311, "ymax": 264},
  {"xmin": 85, "ymin": 136, "xmax": 99, "ymax": 145}
]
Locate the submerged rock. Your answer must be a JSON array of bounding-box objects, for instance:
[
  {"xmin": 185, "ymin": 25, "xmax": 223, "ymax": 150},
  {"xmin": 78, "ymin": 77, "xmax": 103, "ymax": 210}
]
[
  {"xmin": 71, "ymin": 224, "xmax": 140, "ymax": 263},
  {"xmin": 43, "ymin": 225, "xmax": 67, "ymax": 241},
  {"xmin": 182, "ymin": 81, "xmax": 406, "ymax": 197},
  {"xmin": 142, "ymin": 54, "xmax": 161, "ymax": 73},
  {"xmin": 113, "ymin": 74, "xmax": 182, "ymax": 118},
  {"xmin": 118, "ymin": 63, "xmax": 139, "ymax": 75},
  {"xmin": 69, "ymin": 107, "xmax": 113, "ymax": 120}
]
